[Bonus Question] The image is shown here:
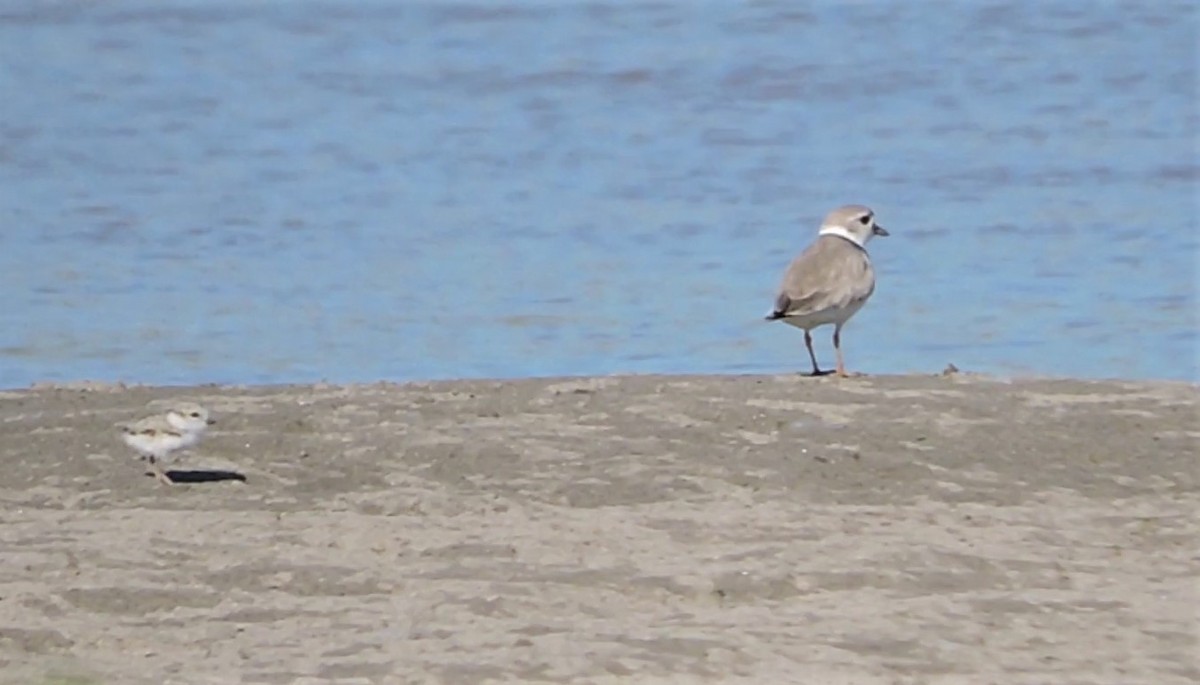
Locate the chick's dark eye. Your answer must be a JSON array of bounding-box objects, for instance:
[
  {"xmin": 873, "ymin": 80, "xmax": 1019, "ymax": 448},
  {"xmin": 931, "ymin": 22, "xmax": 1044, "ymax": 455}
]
[
  {"xmin": 858, "ymin": 215, "xmax": 871, "ymax": 225},
  {"xmin": 190, "ymin": 412, "xmax": 201, "ymax": 417}
]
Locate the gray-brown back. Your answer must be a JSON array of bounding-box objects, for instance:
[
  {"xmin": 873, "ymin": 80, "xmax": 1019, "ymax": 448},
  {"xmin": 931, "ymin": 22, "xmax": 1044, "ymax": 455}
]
[{"xmin": 769, "ymin": 235, "xmax": 876, "ymax": 323}]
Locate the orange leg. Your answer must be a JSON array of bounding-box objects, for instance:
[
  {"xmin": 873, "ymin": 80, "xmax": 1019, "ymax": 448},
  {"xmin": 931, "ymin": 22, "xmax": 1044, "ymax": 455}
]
[
  {"xmin": 833, "ymin": 326, "xmax": 847, "ymax": 377},
  {"xmin": 146, "ymin": 455, "xmax": 175, "ymax": 486}
]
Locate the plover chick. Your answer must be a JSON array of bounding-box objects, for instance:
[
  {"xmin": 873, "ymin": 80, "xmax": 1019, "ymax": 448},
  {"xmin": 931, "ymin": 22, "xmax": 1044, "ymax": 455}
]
[{"xmin": 119, "ymin": 402, "xmax": 215, "ymax": 485}]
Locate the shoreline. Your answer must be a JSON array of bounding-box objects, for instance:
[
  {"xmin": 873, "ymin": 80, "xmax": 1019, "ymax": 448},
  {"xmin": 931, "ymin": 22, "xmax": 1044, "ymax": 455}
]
[
  {"xmin": 7, "ymin": 367, "xmax": 1199, "ymax": 394},
  {"xmin": 1, "ymin": 373, "xmax": 1196, "ymax": 683}
]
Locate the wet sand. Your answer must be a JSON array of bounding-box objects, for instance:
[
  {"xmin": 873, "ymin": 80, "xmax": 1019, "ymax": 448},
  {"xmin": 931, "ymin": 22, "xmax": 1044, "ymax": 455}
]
[{"xmin": 0, "ymin": 373, "xmax": 1196, "ymax": 684}]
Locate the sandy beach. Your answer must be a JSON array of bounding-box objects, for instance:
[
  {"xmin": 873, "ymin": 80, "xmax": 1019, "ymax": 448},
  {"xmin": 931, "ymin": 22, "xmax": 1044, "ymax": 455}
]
[{"xmin": 0, "ymin": 372, "xmax": 1196, "ymax": 684}]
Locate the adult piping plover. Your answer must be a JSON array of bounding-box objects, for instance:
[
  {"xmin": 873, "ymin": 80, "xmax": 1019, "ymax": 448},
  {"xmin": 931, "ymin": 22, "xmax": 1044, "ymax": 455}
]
[
  {"xmin": 765, "ymin": 204, "xmax": 889, "ymax": 377},
  {"xmin": 119, "ymin": 402, "xmax": 215, "ymax": 485}
]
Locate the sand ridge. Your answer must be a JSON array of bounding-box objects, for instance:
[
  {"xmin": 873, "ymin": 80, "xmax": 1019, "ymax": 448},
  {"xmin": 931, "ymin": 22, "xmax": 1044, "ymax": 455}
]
[{"xmin": 0, "ymin": 373, "xmax": 1196, "ymax": 683}]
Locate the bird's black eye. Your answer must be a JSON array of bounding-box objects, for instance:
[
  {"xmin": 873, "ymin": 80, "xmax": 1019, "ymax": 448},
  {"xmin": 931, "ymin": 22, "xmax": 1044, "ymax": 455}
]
[
  {"xmin": 190, "ymin": 412, "xmax": 201, "ymax": 417},
  {"xmin": 858, "ymin": 215, "xmax": 871, "ymax": 225}
]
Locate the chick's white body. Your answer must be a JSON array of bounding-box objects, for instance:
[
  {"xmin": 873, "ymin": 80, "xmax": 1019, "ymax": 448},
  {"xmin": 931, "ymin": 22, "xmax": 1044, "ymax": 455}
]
[
  {"xmin": 121, "ymin": 416, "xmax": 201, "ymax": 460},
  {"xmin": 119, "ymin": 402, "xmax": 214, "ymax": 484}
]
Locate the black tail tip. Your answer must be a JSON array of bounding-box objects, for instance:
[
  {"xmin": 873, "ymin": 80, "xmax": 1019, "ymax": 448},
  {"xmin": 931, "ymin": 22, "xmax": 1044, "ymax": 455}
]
[{"xmin": 765, "ymin": 312, "xmax": 784, "ymax": 321}]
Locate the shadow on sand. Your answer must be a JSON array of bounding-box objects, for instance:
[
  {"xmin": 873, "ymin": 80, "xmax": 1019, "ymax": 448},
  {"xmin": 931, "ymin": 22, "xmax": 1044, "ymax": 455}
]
[{"xmin": 161, "ymin": 469, "xmax": 248, "ymax": 484}]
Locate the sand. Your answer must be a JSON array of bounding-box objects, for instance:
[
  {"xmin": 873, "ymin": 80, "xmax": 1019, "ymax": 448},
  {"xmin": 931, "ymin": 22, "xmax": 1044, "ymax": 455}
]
[{"xmin": 0, "ymin": 372, "xmax": 1196, "ymax": 684}]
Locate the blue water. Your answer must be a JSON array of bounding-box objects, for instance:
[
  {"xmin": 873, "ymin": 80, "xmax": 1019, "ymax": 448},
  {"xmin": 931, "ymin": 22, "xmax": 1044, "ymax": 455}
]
[{"xmin": 1, "ymin": 1, "xmax": 1197, "ymax": 388}]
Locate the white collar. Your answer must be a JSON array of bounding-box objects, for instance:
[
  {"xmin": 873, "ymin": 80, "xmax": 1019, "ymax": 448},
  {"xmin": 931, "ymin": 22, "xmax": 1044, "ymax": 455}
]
[{"xmin": 818, "ymin": 225, "xmax": 865, "ymax": 249}]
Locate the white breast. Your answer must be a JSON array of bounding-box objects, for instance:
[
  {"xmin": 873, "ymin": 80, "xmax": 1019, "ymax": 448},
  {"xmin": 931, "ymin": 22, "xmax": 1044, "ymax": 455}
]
[
  {"xmin": 780, "ymin": 297, "xmax": 868, "ymax": 331},
  {"xmin": 122, "ymin": 430, "xmax": 190, "ymax": 459}
]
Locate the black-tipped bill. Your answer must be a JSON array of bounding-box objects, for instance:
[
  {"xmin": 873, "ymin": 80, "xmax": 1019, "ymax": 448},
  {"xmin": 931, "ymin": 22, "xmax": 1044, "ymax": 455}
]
[{"xmin": 872, "ymin": 224, "xmax": 889, "ymax": 237}]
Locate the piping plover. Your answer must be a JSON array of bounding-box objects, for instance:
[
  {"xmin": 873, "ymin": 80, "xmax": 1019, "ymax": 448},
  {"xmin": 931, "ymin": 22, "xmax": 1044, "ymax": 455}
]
[
  {"xmin": 119, "ymin": 402, "xmax": 215, "ymax": 485},
  {"xmin": 765, "ymin": 204, "xmax": 889, "ymax": 377}
]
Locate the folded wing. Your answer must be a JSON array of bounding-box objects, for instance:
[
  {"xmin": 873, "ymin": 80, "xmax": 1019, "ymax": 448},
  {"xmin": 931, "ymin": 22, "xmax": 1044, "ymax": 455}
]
[{"xmin": 767, "ymin": 238, "xmax": 875, "ymax": 321}]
